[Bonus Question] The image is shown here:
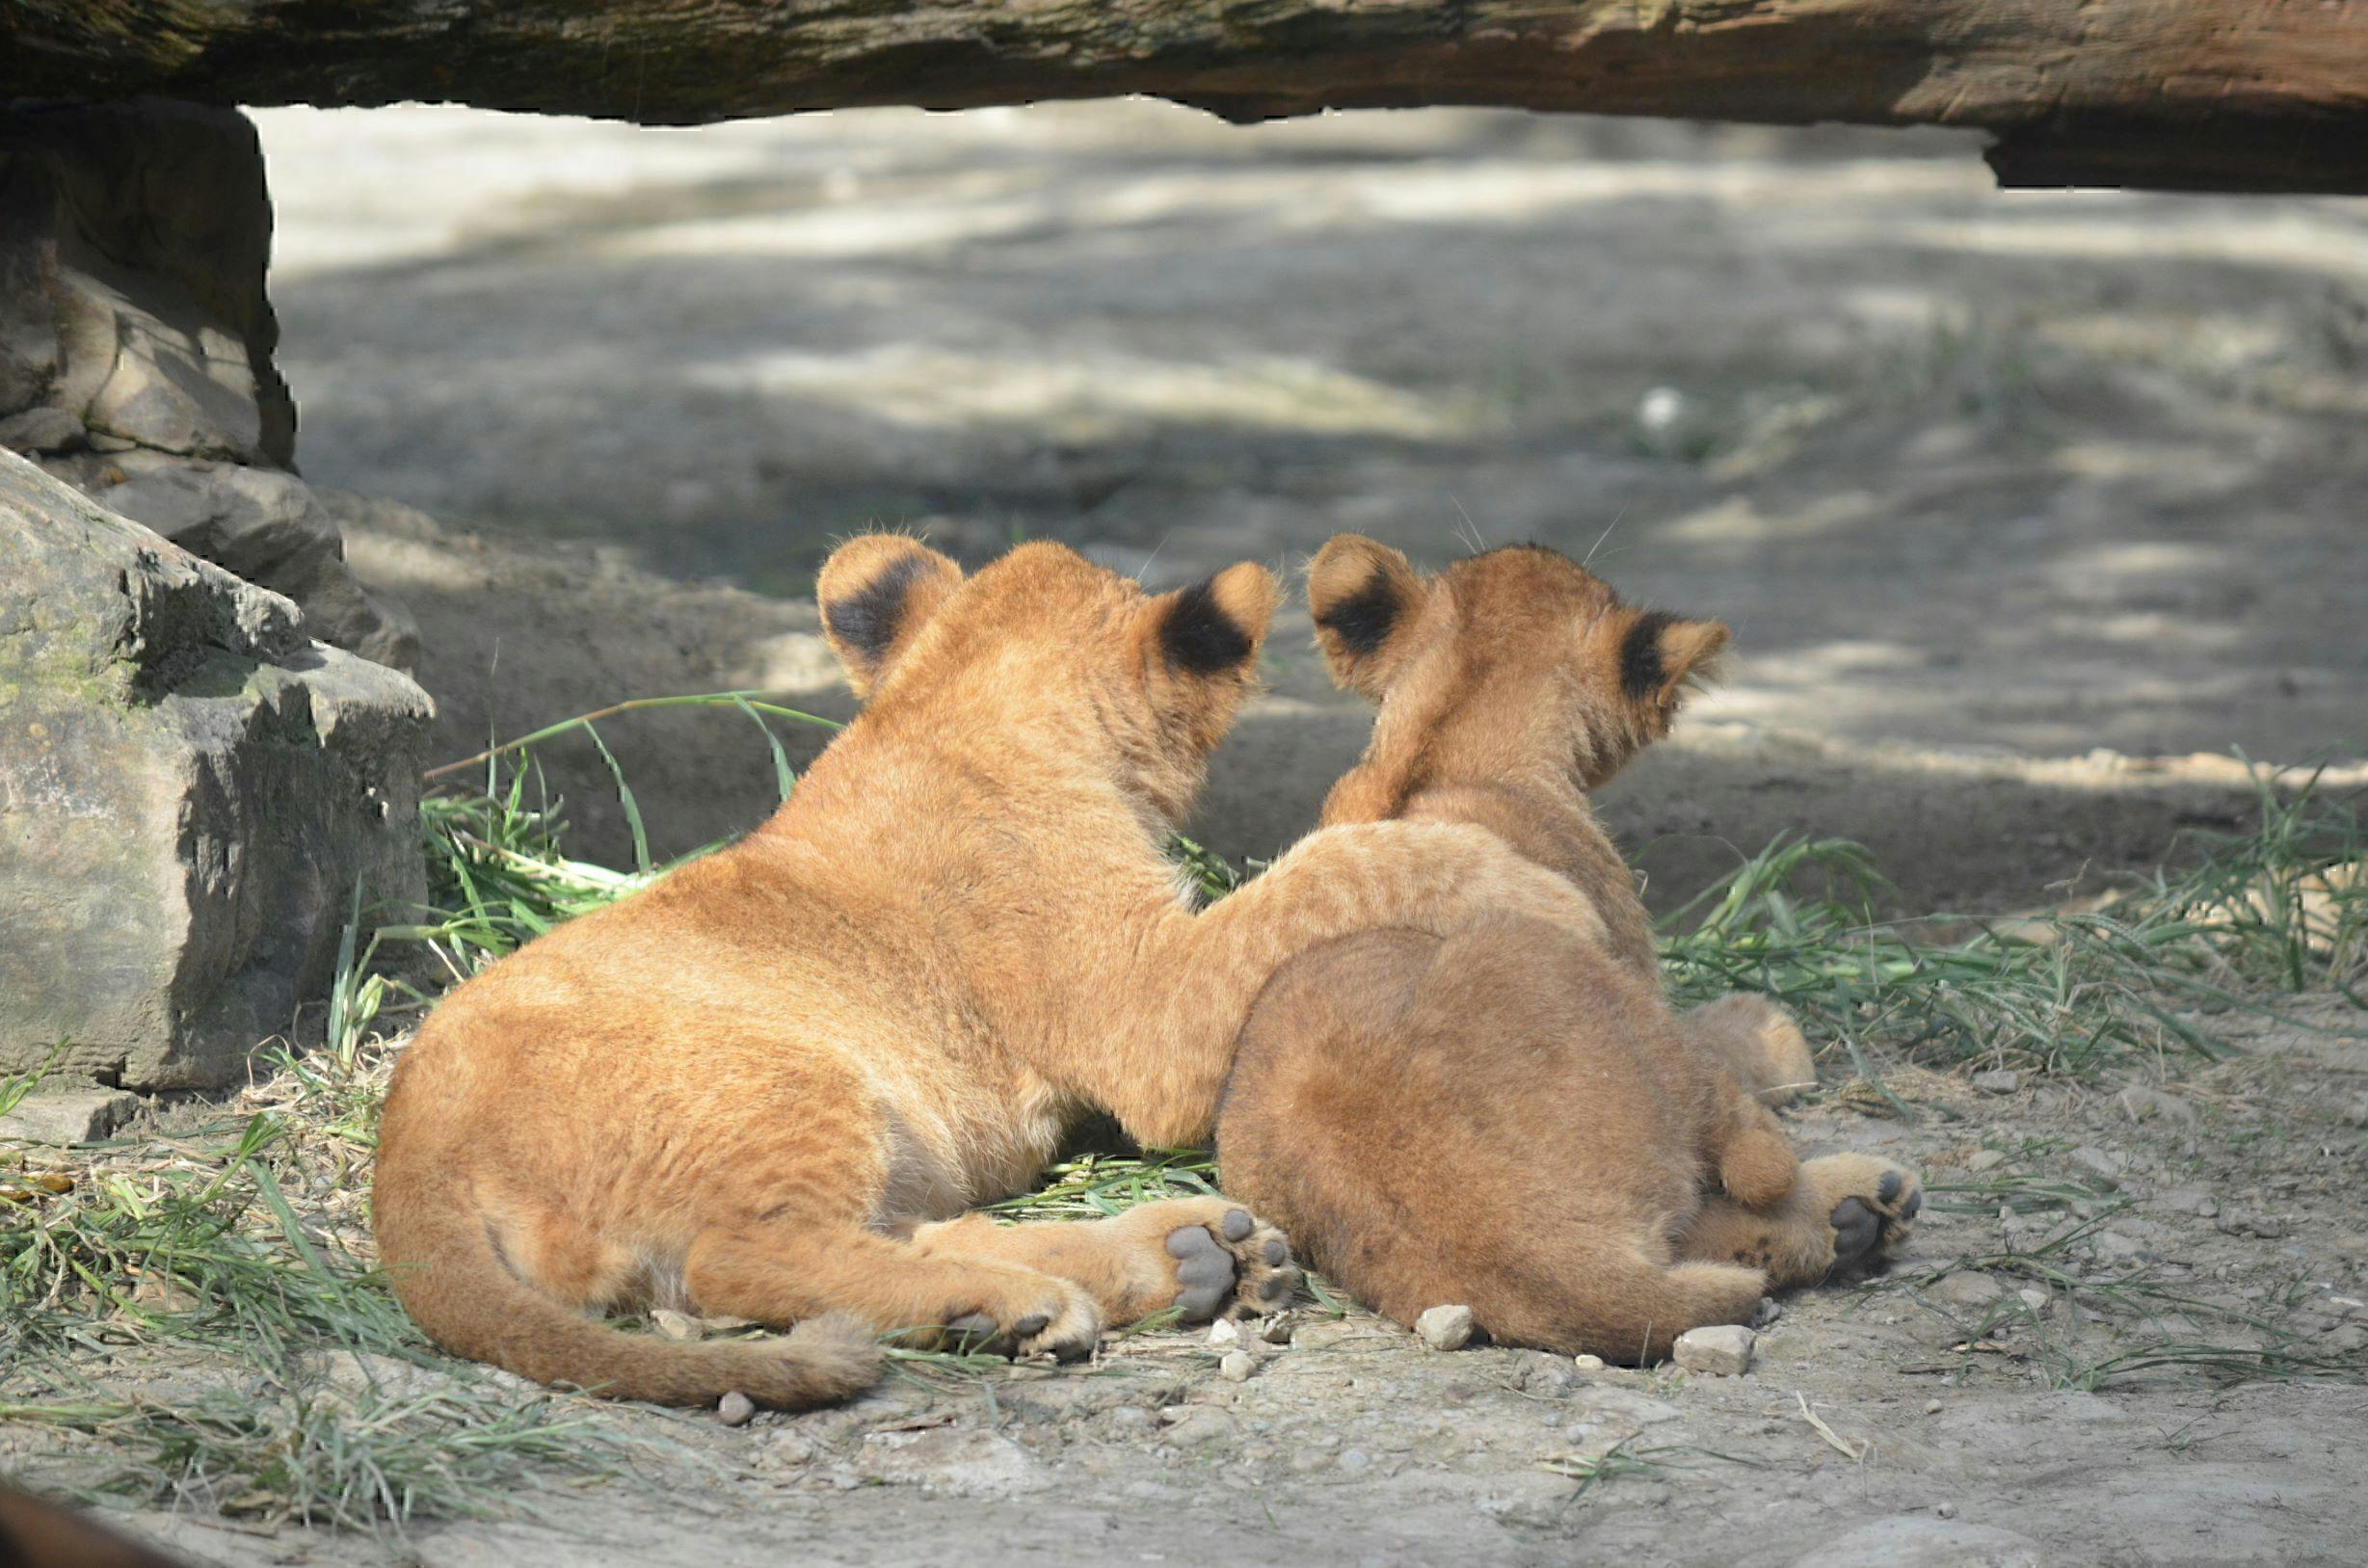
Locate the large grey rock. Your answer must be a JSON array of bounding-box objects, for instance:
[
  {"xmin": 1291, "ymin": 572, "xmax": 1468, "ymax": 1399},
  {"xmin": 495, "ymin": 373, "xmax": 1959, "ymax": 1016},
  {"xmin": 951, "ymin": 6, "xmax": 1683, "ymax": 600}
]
[
  {"xmin": 0, "ymin": 452, "xmax": 431, "ymax": 1090},
  {"xmin": 58, "ymin": 453, "xmax": 419, "ymax": 672},
  {"xmin": 0, "ymin": 99, "xmax": 292, "ymax": 465},
  {"xmin": 1, "ymin": 98, "xmax": 413, "ymax": 668}
]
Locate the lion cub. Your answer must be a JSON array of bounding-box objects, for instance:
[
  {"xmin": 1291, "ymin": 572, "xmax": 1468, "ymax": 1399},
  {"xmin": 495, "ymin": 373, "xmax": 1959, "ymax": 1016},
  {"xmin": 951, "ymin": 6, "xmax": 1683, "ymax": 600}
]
[
  {"xmin": 378, "ymin": 537, "xmax": 1621, "ymax": 1407},
  {"xmin": 1218, "ymin": 538, "xmax": 1921, "ymax": 1361}
]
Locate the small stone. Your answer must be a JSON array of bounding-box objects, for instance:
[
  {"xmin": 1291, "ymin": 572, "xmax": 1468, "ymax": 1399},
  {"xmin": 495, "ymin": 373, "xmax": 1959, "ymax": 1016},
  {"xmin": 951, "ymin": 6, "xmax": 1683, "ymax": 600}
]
[
  {"xmin": 1671, "ymin": 1324, "xmax": 1756, "ymax": 1376},
  {"xmin": 1573, "ymin": 1354, "xmax": 1606, "ymax": 1372},
  {"xmin": 2016, "ymin": 1287, "xmax": 2049, "ymax": 1312},
  {"xmin": 1972, "ymin": 1069, "xmax": 2021, "ymax": 1095},
  {"xmin": 717, "ymin": 1392, "xmax": 756, "ymax": 1427},
  {"xmin": 2319, "ymin": 1324, "xmax": 2368, "ymax": 1354},
  {"xmin": 1924, "ymin": 1400, "xmax": 1943, "ymax": 1415},
  {"xmin": 1934, "ymin": 1502, "xmax": 1957, "ymax": 1519},
  {"xmin": 2093, "ymin": 1229, "xmax": 2148, "ymax": 1265},
  {"xmin": 1416, "ymin": 1304, "xmax": 1475, "ymax": 1351},
  {"xmin": 2117, "ymin": 1085, "xmax": 2196, "ymax": 1125},
  {"xmin": 1752, "ymin": 1296, "xmax": 1783, "ymax": 1329},
  {"xmin": 1256, "ymin": 1316, "xmax": 1293, "ymax": 1345},
  {"xmin": 2068, "ymin": 1146, "xmax": 2130, "ymax": 1184},
  {"xmin": 1965, "ymin": 1149, "xmax": 2006, "ymax": 1174},
  {"xmin": 2159, "ymin": 1188, "xmax": 2221, "ymax": 1218},
  {"xmin": 1206, "ymin": 1317, "xmax": 1243, "ymax": 1349},
  {"xmin": 2218, "ymin": 1209, "xmax": 2290, "ymax": 1239},
  {"xmin": 1218, "ymin": 1350, "xmax": 1255, "ymax": 1383},
  {"xmin": 1928, "ymin": 1271, "xmax": 2006, "ymax": 1309},
  {"xmin": 650, "ymin": 1309, "xmax": 702, "ymax": 1342}
]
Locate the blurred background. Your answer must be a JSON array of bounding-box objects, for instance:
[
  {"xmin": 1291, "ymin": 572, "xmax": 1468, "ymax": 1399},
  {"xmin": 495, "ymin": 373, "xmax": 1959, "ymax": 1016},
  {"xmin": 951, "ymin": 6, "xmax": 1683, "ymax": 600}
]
[{"xmin": 254, "ymin": 102, "xmax": 2368, "ymax": 906}]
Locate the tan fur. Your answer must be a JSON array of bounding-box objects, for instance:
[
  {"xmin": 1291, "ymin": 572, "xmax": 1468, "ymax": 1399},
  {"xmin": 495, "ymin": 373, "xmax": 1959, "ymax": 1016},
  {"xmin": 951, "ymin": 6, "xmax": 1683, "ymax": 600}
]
[
  {"xmin": 376, "ymin": 538, "xmax": 1619, "ymax": 1406},
  {"xmin": 1218, "ymin": 537, "xmax": 1919, "ymax": 1362}
]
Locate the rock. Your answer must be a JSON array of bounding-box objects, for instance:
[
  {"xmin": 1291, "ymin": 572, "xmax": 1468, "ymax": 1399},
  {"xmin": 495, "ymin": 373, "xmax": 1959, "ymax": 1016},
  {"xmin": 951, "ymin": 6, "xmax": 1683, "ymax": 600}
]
[
  {"xmin": 1157, "ymin": 1406, "xmax": 1239, "ymax": 1448},
  {"xmin": 2093, "ymin": 1228, "xmax": 2149, "ymax": 1265},
  {"xmin": 0, "ymin": 1088, "xmax": 138, "ymax": 1143},
  {"xmin": 0, "ymin": 408, "xmax": 86, "ymax": 456},
  {"xmin": 2068, "ymin": 1145, "xmax": 2130, "ymax": 1184},
  {"xmin": 1672, "ymin": 1323, "xmax": 1756, "ymax": 1375},
  {"xmin": 0, "ymin": 101, "xmax": 292, "ymax": 466},
  {"xmin": 651, "ymin": 1309, "xmax": 703, "ymax": 1342},
  {"xmin": 2320, "ymin": 1324, "xmax": 2368, "ymax": 1354},
  {"xmin": 1793, "ymin": 1516, "xmax": 2043, "ymax": 1567},
  {"xmin": 2217, "ymin": 1209, "xmax": 2290, "ymax": 1239},
  {"xmin": 0, "ymin": 453, "xmax": 431, "ymax": 1090},
  {"xmin": 69, "ymin": 456, "xmax": 418, "ymax": 671},
  {"xmin": 1218, "ymin": 1350, "xmax": 1255, "ymax": 1383},
  {"xmin": 1972, "ymin": 1069, "xmax": 2021, "ymax": 1095},
  {"xmin": 1573, "ymin": 1354, "xmax": 1607, "ymax": 1371},
  {"xmin": 1416, "ymin": 1304, "xmax": 1475, "ymax": 1351},
  {"xmin": 2016, "ymin": 1287, "xmax": 2050, "ymax": 1312},
  {"xmin": 859, "ymin": 1426, "xmax": 1042, "ymax": 1491},
  {"xmin": 2158, "ymin": 1187, "xmax": 2221, "ymax": 1218},
  {"xmin": 717, "ymin": 1391, "xmax": 757, "ymax": 1427},
  {"xmin": 1929, "ymin": 1271, "xmax": 2007, "ymax": 1309},
  {"xmin": 1206, "ymin": 1317, "xmax": 1243, "ymax": 1349},
  {"xmin": 1255, "ymin": 1316, "xmax": 1293, "ymax": 1345},
  {"xmin": 1965, "ymin": 1149, "xmax": 2006, "ymax": 1173},
  {"xmin": 2117, "ymin": 1084, "xmax": 2196, "ymax": 1124}
]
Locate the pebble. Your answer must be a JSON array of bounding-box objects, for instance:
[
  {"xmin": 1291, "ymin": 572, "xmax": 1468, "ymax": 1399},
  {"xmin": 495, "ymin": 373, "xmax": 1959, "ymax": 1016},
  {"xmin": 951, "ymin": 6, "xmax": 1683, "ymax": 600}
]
[
  {"xmin": 2068, "ymin": 1145, "xmax": 2130, "ymax": 1184},
  {"xmin": 1752, "ymin": 1296, "xmax": 1783, "ymax": 1328},
  {"xmin": 1672, "ymin": 1324, "xmax": 1756, "ymax": 1376},
  {"xmin": 2218, "ymin": 1209, "xmax": 2291, "ymax": 1239},
  {"xmin": 2118, "ymin": 1085, "xmax": 2196, "ymax": 1124},
  {"xmin": 2158, "ymin": 1188, "xmax": 2221, "ymax": 1218},
  {"xmin": 1972, "ymin": 1069, "xmax": 2021, "ymax": 1095},
  {"xmin": 2016, "ymin": 1287, "xmax": 2050, "ymax": 1312},
  {"xmin": 1928, "ymin": 1271, "xmax": 2006, "ymax": 1309},
  {"xmin": 1257, "ymin": 1316, "xmax": 1294, "ymax": 1345},
  {"xmin": 1207, "ymin": 1317, "xmax": 1243, "ymax": 1349},
  {"xmin": 1218, "ymin": 1350, "xmax": 1255, "ymax": 1383},
  {"xmin": 1966, "ymin": 1149, "xmax": 2007, "ymax": 1173},
  {"xmin": 1416, "ymin": 1304, "xmax": 1475, "ymax": 1351},
  {"xmin": 1574, "ymin": 1354, "xmax": 1607, "ymax": 1372},
  {"xmin": 717, "ymin": 1391, "xmax": 756, "ymax": 1428},
  {"xmin": 651, "ymin": 1309, "xmax": 703, "ymax": 1342}
]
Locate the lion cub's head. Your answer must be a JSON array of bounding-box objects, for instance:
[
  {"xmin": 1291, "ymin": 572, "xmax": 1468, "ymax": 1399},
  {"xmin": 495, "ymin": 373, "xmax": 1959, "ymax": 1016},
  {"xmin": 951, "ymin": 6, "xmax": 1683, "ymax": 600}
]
[
  {"xmin": 1306, "ymin": 535, "xmax": 1726, "ymax": 791},
  {"xmin": 816, "ymin": 535, "xmax": 1277, "ymax": 823}
]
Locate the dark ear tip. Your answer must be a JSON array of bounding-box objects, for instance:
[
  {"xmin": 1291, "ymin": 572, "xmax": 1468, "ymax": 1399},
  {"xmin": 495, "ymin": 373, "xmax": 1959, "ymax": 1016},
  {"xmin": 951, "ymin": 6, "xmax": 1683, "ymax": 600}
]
[
  {"xmin": 1312, "ymin": 567, "xmax": 1404, "ymax": 661},
  {"xmin": 1159, "ymin": 574, "xmax": 1258, "ymax": 674}
]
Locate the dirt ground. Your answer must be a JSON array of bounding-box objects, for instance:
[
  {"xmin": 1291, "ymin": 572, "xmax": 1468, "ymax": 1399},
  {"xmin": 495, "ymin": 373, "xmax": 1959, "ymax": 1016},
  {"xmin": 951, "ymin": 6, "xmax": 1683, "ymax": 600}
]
[
  {"xmin": 257, "ymin": 101, "xmax": 2368, "ymax": 914},
  {"xmin": 12, "ymin": 103, "xmax": 2367, "ymax": 1566},
  {"xmin": 61, "ymin": 995, "xmax": 2368, "ymax": 1568}
]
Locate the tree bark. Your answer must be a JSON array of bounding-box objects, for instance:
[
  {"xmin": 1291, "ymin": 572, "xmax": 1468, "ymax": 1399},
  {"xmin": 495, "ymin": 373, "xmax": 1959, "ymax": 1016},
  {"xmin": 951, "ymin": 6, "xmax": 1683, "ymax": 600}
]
[{"xmin": 9, "ymin": 2, "xmax": 2366, "ymax": 193}]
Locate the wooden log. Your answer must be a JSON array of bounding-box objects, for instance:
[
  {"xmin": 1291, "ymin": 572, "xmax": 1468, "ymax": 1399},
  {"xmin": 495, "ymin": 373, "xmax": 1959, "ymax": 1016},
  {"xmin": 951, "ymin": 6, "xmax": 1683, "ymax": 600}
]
[{"xmin": 9, "ymin": 2, "xmax": 2366, "ymax": 193}]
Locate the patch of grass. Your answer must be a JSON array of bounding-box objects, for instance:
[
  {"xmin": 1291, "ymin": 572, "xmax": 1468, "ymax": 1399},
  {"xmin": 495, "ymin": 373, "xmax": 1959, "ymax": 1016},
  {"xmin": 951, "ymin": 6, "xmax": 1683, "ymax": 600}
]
[
  {"xmin": 986, "ymin": 1149, "xmax": 1222, "ymax": 1221},
  {"xmin": 1657, "ymin": 762, "xmax": 2365, "ymax": 1081},
  {"xmin": 0, "ymin": 1104, "xmax": 653, "ymax": 1529}
]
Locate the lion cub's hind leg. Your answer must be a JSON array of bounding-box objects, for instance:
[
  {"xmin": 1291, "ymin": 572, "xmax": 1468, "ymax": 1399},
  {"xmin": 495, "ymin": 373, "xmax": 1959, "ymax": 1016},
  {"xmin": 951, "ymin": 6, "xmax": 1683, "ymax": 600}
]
[
  {"xmin": 1679, "ymin": 1154, "xmax": 1923, "ymax": 1288},
  {"xmin": 915, "ymin": 1200, "xmax": 1298, "ymax": 1328},
  {"xmin": 683, "ymin": 1221, "xmax": 1103, "ymax": 1361}
]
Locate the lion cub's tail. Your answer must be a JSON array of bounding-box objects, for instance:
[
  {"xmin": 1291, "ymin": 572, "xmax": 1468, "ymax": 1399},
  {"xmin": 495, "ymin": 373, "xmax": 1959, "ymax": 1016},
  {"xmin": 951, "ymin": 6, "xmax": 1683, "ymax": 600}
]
[{"xmin": 374, "ymin": 1179, "xmax": 879, "ymax": 1409}]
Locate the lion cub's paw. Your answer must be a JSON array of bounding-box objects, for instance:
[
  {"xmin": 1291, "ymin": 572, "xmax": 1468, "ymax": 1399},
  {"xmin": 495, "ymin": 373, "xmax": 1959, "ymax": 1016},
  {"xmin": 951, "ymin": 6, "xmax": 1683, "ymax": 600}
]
[
  {"xmin": 1108, "ymin": 1198, "xmax": 1299, "ymax": 1323},
  {"xmin": 1168, "ymin": 1205, "xmax": 1300, "ymax": 1321},
  {"xmin": 942, "ymin": 1277, "xmax": 1102, "ymax": 1361},
  {"xmin": 1802, "ymin": 1155, "xmax": 1922, "ymax": 1278}
]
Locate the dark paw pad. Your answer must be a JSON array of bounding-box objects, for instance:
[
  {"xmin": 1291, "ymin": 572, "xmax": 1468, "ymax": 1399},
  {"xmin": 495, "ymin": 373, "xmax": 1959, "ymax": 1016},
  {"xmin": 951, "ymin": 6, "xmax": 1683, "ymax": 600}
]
[
  {"xmin": 1830, "ymin": 1197, "xmax": 1882, "ymax": 1268},
  {"xmin": 945, "ymin": 1312, "xmax": 999, "ymax": 1350},
  {"xmin": 1166, "ymin": 1224, "xmax": 1239, "ymax": 1322}
]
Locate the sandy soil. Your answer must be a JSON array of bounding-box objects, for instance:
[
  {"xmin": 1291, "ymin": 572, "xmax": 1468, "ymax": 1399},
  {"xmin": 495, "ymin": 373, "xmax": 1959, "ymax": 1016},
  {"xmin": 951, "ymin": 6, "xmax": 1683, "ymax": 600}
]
[
  {"xmin": 59, "ymin": 997, "xmax": 2368, "ymax": 1568},
  {"xmin": 254, "ymin": 101, "xmax": 2367, "ymax": 912}
]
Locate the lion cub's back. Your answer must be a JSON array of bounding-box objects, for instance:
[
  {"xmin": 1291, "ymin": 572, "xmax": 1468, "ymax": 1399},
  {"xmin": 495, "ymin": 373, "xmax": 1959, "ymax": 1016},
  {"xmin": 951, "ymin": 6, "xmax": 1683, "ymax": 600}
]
[{"xmin": 1217, "ymin": 911, "xmax": 1700, "ymax": 1338}]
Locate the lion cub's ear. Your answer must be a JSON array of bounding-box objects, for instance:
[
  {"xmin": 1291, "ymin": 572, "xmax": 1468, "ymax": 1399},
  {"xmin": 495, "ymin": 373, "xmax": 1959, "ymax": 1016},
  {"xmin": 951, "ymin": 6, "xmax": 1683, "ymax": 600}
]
[
  {"xmin": 1307, "ymin": 534, "xmax": 1429, "ymax": 701},
  {"xmin": 1153, "ymin": 561, "xmax": 1278, "ymax": 676},
  {"xmin": 1618, "ymin": 610, "xmax": 1731, "ymax": 711},
  {"xmin": 816, "ymin": 535, "xmax": 965, "ymax": 698}
]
